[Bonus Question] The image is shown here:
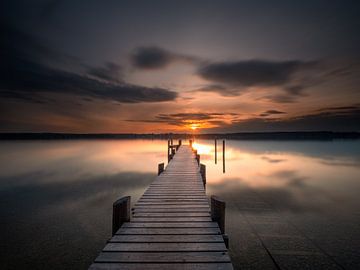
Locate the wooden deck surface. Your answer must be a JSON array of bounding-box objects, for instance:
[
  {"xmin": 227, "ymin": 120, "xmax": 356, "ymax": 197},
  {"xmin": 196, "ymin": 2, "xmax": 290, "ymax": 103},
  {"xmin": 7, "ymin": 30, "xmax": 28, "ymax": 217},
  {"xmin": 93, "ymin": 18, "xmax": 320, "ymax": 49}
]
[{"xmin": 89, "ymin": 145, "xmax": 233, "ymax": 269}]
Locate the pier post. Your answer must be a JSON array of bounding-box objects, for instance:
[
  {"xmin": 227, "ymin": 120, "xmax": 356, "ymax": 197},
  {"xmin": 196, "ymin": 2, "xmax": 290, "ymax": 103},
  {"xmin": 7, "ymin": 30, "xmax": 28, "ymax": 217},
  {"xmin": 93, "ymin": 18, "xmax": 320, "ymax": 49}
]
[
  {"xmin": 196, "ymin": 154, "xmax": 200, "ymax": 165},
  {"xmin": 178, "ymin": 139, "xmax": 182, "ymax": 146},
  {"xmin": 167, "ymin": 140, "xmax": 170, "ymax": 162},
  {"xmin": 215, "ymin": 139, "xmax": 217, "ymax": 164},
  {"xmin": 222, "ymin": 140, "xmax": 225, "ymax": 173},
  {"xmin": 158, "ymin": 163, "xmax": 164, "ymax": 175},
  {"xmin": 211, "ymin": 195, "xmax": 225, "ymax": 234},
  {"xmin": 200, "ymin": 163, "xmax": 206, "ymax": 186},
  {"xmin": 189, "ymin": 139, "xmax": 193, "ymax": 147},
  {"xmin": 112, "ymin": 196, "xmax": 131, "ymax": 236}
]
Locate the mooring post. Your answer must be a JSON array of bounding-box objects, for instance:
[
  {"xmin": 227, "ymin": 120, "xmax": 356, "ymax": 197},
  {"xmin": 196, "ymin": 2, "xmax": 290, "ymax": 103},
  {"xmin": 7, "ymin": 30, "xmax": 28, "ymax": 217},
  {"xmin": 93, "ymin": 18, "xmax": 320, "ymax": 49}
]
[
  {"xmin": 178, "ymin": 139, "xmax": 182, "ymax": 146},
  {"xmin": 158, "ymin": 163, "xmax": 164, "ymax": 175},
  {"xmin": 189, "ymin": 139, "xmax": 193, "ymax": 147},
  {"xmin": 196, "ymin": 154, "xmax": 200, "ymax": 165},
  {"xmin": 112, "ymin": 196, "xmax": 131, "ymax": 236},
  {"xmin": 170, "ymin": 148, "xmax": 176, "ymax": 160},
  {"xmin": 200, "ymin": 163, "xmax": 206, "ymax": 186},
  {"xmin": 222, "ymin": 140, "xmax": 225, "ymax": 173},
  {"xmin": 211, "ymin": 195, "xmax": 227, "ymax": 248},
  {"xmin": 167, "ymin": 140, "xmax": 170, "ymax": 162},
  {"xmin": 215, "ymin": 139, "xmax": 217, "ymax": 164}
]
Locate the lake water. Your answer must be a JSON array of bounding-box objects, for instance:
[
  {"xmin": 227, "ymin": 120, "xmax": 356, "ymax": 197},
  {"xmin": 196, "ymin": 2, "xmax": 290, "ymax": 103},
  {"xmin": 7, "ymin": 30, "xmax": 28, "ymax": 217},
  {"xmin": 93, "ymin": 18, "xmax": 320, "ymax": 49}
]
[{"xmin": 1, "ymin": 139, "xmax": 359, "ymax": 269}]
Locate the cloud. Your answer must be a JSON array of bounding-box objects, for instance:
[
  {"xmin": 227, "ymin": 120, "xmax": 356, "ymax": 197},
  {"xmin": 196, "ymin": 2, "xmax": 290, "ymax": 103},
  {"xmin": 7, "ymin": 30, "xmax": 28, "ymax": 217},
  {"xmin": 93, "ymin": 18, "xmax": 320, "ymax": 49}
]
[
  {"xmin": 131, "ymin": 46, "xmax": 199, "ymax": 69},
  {"xmin": 127, "ymin": 112, "xmax": 240, "ymax": 127},
  {"xmin": 87, "ymin": 62, "xmax": 123, "ymax": 83},
  {"xmin": 0, "ymin": 23, "xmax": 178, "ymax": 104},
  {"xmin": 195, "ymin": 60, "xmax": 317, "ymax": 101},
  {"xmin": 205, "ymin": 105, "xmax": 360, "ymax": 132},
  {"xmin": 259, "ymin": 110, "xmax": 286, "ymax": 117}
]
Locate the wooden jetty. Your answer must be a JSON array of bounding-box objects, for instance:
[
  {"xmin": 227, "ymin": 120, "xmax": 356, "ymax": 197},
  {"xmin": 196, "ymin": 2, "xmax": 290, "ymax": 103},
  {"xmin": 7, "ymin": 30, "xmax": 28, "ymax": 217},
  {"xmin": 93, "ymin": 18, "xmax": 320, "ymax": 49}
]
[{"xmin": 89, "ymin": 142, "xmax": 233, "ymax": 270}]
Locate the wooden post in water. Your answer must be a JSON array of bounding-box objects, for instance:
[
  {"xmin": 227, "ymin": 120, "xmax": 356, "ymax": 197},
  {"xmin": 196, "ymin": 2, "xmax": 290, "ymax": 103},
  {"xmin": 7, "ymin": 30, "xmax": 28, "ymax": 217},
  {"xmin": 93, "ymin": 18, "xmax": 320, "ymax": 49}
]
[
  {"xmin": 200, "ymin": 163, "xmax": 206, "ymax": 186},
  {"xmin": 158, "ymin": 163, "xmax": 164, "ymax": 175},
  {"xmin": 215, "ymin": 139, "xmax": 217, "ymax": 164},
  {"xmin": 112, "ymin": 196, "xmax": 131, "ymax": 236},
  {"xmin": 222, "ymin": 140, "xmax": 225, "ymax": 173},
  {"xmin": 178, "ymin": 139, "xmax": 182, "ymax": 146},
  {"xmin": 211, "ymin": 195, "xmax": 225, "ymax": 234},
  {"xmin": 189, "ymin": 139, "xmax": 193, "ymax": 147},
  {"xmin": 171, "ymin": 148, "xmax": 176, "ymax": 160},
  {"xmin": 167, "ymin": 140, "xmax": 170, "ymax": 162},
  {"xmin": 196, "ymin": 154, "xmax": 200, "ymax": 165}
]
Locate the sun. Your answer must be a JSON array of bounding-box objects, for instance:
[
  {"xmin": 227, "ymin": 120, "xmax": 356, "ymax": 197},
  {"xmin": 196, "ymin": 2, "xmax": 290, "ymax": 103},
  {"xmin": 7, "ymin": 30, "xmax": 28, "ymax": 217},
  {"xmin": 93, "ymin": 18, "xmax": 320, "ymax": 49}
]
[{"xmin": 189, "ymin": 123, "xmax": 201, "ymax": 130}]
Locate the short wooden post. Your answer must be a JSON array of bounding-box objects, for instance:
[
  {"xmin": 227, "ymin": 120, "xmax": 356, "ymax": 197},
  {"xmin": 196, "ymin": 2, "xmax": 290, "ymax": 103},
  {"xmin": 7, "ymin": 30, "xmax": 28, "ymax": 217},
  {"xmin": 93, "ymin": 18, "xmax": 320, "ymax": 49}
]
[
  {"xmin": 167, "ymin": 140, "xmax": 170, "ymax": 162},
  {"xmin": 211, "ymin": 195, "xmax": 225, "ymax": 234},
  {"xmin": 215, "ymin": 139, "xmax": 217, "ymax": 164},
  {"xmin": 158, "ymin": 163, "xmax": 164, "ymax": 175},
  {"xmin": 222, "ymin": 140, "xmax": 225, "ymax": 173},
  {"xmin": 178, "ymin": 139, "xmax": 182, "ymax": 146},
  {"xmin": 112, "ymin": 196, "xmax": 131, "ymax": 236},
  {"xmin": 189, "ymin": 139, "xmax": 193, "ymax": 147},
  {"xmin": 196, "ymin": 154, "xmax": 200, "ymax": 165},
  {"xmin": 200, "ymin": 163, "xmax": 206, "ymax": 186}
]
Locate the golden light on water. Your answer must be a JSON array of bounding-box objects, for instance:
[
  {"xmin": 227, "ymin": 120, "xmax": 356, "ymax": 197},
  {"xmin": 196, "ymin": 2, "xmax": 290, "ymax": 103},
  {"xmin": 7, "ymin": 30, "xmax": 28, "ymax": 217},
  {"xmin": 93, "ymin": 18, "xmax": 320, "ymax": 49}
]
[{"xmin": 192, "ymin": 142, "xmax": 212, "ymax": 155}]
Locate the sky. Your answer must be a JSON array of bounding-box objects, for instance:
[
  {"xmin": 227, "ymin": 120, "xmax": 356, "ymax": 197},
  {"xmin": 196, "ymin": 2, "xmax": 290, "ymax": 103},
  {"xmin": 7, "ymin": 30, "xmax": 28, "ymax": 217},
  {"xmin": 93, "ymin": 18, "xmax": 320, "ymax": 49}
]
[{"xmin": 1, "ymin": 0, "xmax": 360, "ymax": 133}]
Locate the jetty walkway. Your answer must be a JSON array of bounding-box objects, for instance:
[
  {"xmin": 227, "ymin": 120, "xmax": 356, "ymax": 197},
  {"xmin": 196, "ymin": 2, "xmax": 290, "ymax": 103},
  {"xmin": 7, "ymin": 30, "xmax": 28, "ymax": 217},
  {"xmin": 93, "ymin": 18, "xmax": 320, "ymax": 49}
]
[{"xmin": 89, "ymin": 143, "xmax": 233, "ymax": 269}]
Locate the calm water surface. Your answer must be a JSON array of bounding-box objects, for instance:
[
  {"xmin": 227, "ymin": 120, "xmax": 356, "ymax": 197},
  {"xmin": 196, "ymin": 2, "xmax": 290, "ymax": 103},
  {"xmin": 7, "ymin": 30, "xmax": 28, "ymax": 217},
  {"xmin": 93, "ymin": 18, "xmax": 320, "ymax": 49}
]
[{"xmin": 1, "ymin": 139, "xmax": 359, "ymax": 269}]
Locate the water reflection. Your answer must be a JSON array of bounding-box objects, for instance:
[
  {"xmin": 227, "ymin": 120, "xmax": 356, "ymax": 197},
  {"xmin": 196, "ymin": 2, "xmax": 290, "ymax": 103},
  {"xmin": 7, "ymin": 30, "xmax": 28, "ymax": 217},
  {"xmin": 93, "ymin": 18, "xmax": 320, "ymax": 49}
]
[
  {"xmin": 1, "ymin": 139, "xmax": 360, "ymax": 269},
  {"xmin": 0, "ymin": 140, "xmax": 167, "ymax": 269},
  {"xmin": 193, "ymin": 139, "xmax": 360, "ymax": 269}
]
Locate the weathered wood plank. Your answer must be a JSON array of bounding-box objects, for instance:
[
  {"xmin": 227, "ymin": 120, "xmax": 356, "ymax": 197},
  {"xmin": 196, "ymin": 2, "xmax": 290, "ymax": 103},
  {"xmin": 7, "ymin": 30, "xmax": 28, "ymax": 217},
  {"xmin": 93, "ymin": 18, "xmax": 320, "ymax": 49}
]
[
  {"xmin": 109, "ymin": 234, "xmax": 224, "ymax": 243},
  {"xmin": 132, "ymin": 212, "xmax": 211, "ymax": 217},
  {"xmin": 115, "ymin": 227, "xmax": 221, "ymax": 235},
  {"xmin": 95, "ymin": 251, "xmax": 231, "ymax": 263},
  {"xmin": 132, "ymin": 217, "xmax": 212, "ymax": 222},
  {"xmin": 90, "ymin": 263, "xmax": 234, "ymax": 270},
  {"xmin": 122, "ymin": 222, "xmax": 218, "ymax": 228},
  {"xmin": 103, "ymin": 242, "xmax": 227, "ymax": 252}
]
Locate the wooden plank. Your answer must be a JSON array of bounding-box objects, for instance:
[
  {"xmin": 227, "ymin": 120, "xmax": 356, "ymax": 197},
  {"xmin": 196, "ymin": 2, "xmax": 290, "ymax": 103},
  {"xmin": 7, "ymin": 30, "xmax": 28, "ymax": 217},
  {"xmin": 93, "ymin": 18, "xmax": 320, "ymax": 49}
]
[
  {"xmin": 122, "ymin": 222, "xmax": 218, "ymax": 228},
  {"xmin": 133, "ymin": 205, "xmax": 210, "ymax": 209},
  {"xmin": 89, "ymin": 263, "xmax": 234, "ymax": 270},
  {"xmin": 132, "ymin": 208, "xmax": 210, "ymax": 213},
  {"xmin": 132, "ymin": 217, "xmax": 212, "ymax": 222},
  {"xmin": 95, "ymin": 251, "xmax": 231, "ymax": 263},
  {"xmin": 103, "ymin": 242, "xmax": 227, "ymax": 252},
  {"xmin": 109, "ymin": 234, "xmax": 224, "ymax": 243},
  {"xmin": 115, "ymin": 227, "xmax": 221, "ymax": 235},
  {"xmin": 132, "ymin": 212, "xmax": 211, "ymax": 217}
]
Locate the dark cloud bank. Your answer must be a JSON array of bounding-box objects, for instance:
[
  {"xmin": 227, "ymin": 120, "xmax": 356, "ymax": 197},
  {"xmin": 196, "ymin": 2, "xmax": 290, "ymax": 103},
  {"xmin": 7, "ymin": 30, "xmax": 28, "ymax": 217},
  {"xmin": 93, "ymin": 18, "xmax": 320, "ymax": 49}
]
[
  {"xmin": 131, "ymin": 46, "xmax": 200, "ymax": 69},
  {"xmin": 206, "ymin": 106, "xmax": 360, "ymax": 132},
  {"xmin": 0, "ymin": 24, "xmax": 177, "ymax": 104}
]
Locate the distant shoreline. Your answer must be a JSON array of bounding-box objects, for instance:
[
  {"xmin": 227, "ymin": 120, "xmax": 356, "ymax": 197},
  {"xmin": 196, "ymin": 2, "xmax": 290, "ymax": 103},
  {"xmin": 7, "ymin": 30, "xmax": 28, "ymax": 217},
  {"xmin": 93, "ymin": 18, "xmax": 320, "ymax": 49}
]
[{"xmin": 0, "ymin": 131, "xmax": 359, "ymax": 140}]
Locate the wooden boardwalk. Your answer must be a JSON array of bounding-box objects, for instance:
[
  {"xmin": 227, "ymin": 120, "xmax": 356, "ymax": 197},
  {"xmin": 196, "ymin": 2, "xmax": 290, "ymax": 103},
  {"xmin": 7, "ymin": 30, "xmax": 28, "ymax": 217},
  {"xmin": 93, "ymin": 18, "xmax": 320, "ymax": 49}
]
[{"xmin": 89, "ymin": 144, "xmax": 233, "ymax": 269}]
